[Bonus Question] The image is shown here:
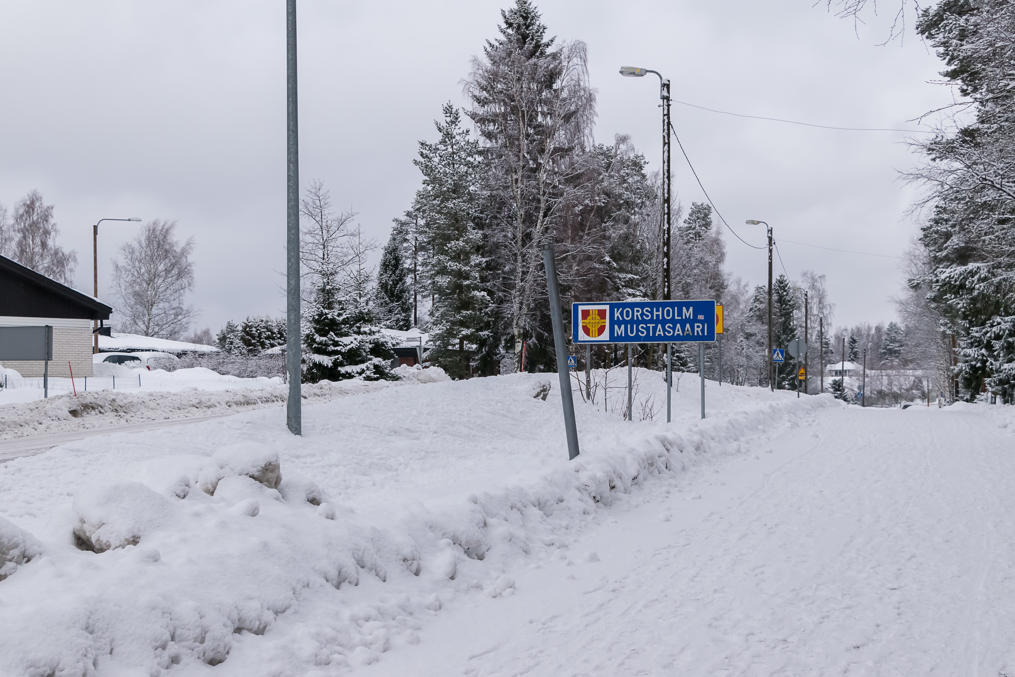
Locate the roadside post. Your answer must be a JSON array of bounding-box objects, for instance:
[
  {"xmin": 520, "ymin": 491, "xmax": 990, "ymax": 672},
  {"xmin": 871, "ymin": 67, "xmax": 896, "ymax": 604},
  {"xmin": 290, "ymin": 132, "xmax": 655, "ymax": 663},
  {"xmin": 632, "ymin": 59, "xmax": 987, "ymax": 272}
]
[
  {"xmin": 543, "ymin": 247, "xmax": 580, "ymax": 460},
  {"xmin": 788, "ymin": 338, "xmax": 806, "ymax": 399},
  {"xmin": 716, "ymin": 304, "xmax": 724, "ymax": 387},
  {"xmin": 627, "ymin": 344, "xmax": 633, "ymax": 421},
  {"xmin": 698, "ymin": 343, "xmax": 705, "ymax": 419},
  {"xmin": 666, "ymin": 344, "xmax": 672, "ymax": 421},
  {"xmin": 572, "ymin": 299, "xmax": 717, "ymax": 421}
]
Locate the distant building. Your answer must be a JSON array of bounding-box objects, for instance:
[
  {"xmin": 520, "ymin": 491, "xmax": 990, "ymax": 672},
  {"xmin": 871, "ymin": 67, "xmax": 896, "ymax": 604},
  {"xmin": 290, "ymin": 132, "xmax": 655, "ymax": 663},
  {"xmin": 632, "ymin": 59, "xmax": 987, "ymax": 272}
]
[
  {"xmin": 0, "ymin": 255, "xmax": 112, "ymax": 377},
  {"xmin": 826, "ymin": 361, "xmax": 862, "ymax": 379}
]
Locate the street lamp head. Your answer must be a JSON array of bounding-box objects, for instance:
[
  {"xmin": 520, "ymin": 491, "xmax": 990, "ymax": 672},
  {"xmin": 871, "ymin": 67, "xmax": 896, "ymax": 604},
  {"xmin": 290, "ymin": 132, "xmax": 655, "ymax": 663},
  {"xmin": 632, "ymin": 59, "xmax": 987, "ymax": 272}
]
[
  {"xmin": 745, "ymin": 219, "xmax": 763, "ymax": 225},
  {"xmin": 619, "ymin": 66, "xmax": 647, "ymax": 77},
  {"xmin": 129, "ymin": 217, "xmax": 142, "ymax": 222}
]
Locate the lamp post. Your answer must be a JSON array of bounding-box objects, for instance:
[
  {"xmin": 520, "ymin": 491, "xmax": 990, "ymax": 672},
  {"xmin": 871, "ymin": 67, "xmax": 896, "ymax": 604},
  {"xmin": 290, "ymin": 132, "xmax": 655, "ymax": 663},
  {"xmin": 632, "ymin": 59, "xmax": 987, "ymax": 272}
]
[
  {"xmin": 620, "ymin": 65, "xmax": 671, "ymax": 301},
  {"xmin": 92, "ymin": 217, "xmax": 142, "ymax": 353},
  {"xmin": 746, "ymin": 219, "xmax": 774, "ymax": 391}
]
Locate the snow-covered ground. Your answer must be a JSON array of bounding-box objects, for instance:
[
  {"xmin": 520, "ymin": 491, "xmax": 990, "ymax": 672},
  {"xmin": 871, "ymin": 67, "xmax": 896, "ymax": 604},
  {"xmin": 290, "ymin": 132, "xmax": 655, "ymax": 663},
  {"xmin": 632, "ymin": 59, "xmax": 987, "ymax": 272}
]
[{"xmin": 1, "ymin": 368, "xmax": 1013, "ymax": 675}]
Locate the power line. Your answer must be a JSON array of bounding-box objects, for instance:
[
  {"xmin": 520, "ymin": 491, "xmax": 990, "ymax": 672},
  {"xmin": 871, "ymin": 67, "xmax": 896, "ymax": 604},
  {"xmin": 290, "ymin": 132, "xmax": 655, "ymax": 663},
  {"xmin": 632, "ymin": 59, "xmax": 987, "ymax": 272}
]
[
  {"xmin": 672, "ymin": 98, "xmax": 935, "ymax": 135},
  {"xmin": 779, "ymin": 237, "xmax": 904, "ymax": 260},
  {"xmin": 668, "ymin": 121, "xmax": 766, "ymax": 251},
  {"xmin": 773, "ymin": 241, "xmax": 791, "ymax": 279}
]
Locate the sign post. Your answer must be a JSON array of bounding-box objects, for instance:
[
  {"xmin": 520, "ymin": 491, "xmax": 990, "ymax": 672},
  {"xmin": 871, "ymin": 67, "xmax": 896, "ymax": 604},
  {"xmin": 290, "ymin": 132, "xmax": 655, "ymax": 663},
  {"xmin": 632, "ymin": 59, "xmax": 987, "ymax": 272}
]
[
  {"xmin": 544, "ymin": 247, "xmax": 580, "ymax": 460},
  {"xmin": 572, "ymin": 300, "xmax": 717, "ymax": 420},
  {"xmin": 0, "ymin": 326, "xmax": 53, "ymax": 398}
]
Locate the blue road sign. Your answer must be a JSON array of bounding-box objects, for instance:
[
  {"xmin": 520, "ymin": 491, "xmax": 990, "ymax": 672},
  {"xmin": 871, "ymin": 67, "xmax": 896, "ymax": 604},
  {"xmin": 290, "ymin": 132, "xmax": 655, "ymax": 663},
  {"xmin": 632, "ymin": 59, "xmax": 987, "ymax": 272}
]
[
  {"xmin": 772, "ymin": 348, "xmax": 785, "ymax": 363},
  {"xmin": 572, "ymin": 300, "xmax": 717, "ymax": 344},
  {"xmin": 567, "ymin": 355, "xmax": 577, "ymax": 369}
]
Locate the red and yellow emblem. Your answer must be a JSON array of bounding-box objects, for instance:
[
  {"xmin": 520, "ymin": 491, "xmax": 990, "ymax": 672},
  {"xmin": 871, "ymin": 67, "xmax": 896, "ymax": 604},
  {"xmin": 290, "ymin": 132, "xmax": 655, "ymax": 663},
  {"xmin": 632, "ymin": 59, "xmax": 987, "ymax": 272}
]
[{"xmin": 581, "ymin": 308, "xmax": 607, "ymax": 338}]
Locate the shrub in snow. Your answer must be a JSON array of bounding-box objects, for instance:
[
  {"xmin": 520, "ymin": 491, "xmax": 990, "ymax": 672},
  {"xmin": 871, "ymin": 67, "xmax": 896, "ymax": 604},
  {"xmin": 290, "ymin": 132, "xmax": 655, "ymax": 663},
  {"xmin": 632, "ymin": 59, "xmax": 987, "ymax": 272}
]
[
  {"xmin": 175, "ymin": 351, "xmax": 285, "ymax": 378},
  {"xmin": 0, "ymin": 516, "xmax": 42, "ymax": 581},
  {"xmin": 199, "ymin": 443, "xmax": 282, "ymax": 495},
  {"xmin": 72, "ymin": 482, "xmax": 174, "ymax": 553}
]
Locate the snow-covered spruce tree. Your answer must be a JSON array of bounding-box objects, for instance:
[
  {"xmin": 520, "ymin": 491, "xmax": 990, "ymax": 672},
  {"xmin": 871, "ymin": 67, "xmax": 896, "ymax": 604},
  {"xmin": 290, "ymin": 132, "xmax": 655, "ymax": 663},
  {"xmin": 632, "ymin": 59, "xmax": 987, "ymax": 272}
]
[
  {"xmin": 374, "ymin": 222, "xmax": 413, "ymax": 331},
  {"xmin": 302, "ymin": 276, "xmax": 397, "ymax": 383},
  {"xmin": 907, "ymin": 0, "xmax": 1015, "ymax": 402},
  {"xmin": 239, "ymin": 317, "xmax": 286, "ymax": 354},
  {"xmin": 413, "ymin": 103, "xmax": 492, "ymax": 379},
  {"xmin": 216, "ymin": 321, "xmax": 242, "ymax": 354},
  {"xmin": 773, "ymin": 274, "xmax": 799, "ymax": 389},
  {"xmin": 880, "ymin": 321, "xmax": 904, "ymax": 367},
  {"xmin": 466, "ymin": 0, "xmax": 596, "ymax": 372},
  {"xmin": 847, "ymin": 335, "xmax": 859, "ymax": 362}
]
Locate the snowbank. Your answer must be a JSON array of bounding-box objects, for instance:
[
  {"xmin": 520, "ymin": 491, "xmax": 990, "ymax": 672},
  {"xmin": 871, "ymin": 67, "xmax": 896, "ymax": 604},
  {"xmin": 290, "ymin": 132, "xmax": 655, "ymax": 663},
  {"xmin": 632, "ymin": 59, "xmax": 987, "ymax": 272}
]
[
  {"xmin": 0, "ymin": 368, "xmax": 844, "ymax": 675},
  {"xmin": 0, "ymin": 367, "xmax": 451, "ymax": 439}
]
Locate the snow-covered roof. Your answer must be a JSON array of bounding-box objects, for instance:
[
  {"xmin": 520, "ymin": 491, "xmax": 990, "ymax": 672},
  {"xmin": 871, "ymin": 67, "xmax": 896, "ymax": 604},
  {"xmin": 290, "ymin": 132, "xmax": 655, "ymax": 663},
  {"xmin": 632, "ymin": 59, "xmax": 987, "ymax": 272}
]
[
  {"xmin": 825, "ymin": 361, "xmax": 861, "ymax": 372},
  {"xmin": 98, "ymin": 332, "xmax": 219, "ymax": 354},
  {"xmin": 380, "ymin": 327, "xmax": 430, "ymax": 350}
]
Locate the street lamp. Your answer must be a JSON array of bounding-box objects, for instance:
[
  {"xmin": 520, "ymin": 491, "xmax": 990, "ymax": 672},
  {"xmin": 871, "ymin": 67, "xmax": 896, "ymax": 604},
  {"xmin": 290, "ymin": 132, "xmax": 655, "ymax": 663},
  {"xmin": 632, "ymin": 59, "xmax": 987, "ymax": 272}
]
[
  {"xmin": 92, "ymin": 217, "xmax": 142, "ymax": 353},
  {"xmin": 746, "ymin": 219, "xmax": 774, "ymax": 391},
  {"xmin": 620, "ymin": 65, "xmax": 671, "ymax": 301}
]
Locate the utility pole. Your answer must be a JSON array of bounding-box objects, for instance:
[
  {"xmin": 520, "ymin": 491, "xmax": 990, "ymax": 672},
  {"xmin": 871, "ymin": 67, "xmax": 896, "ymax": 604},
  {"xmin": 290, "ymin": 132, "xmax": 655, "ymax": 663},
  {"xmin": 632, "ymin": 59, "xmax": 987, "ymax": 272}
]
[
  {"xmin": 819, "ymin": 316, "xmax": 824, "ymax": 393},
  {"xmin": 746, "ymin": 219, "xmax": 774, "ymax": 391},
  {"xmin": 862, "ymin": 348, "xmax": 867, "ymax": 407},
  {"xmin": 767, "ymin": 227, "xmax": 773, "ymax": 391},
  {"xmin": 803, "ymin": 291, "xmax": 809, "ymax": 395},
  {"xmin": 285, "ymin": 0, "xmax": 302, "ymax": 435}
]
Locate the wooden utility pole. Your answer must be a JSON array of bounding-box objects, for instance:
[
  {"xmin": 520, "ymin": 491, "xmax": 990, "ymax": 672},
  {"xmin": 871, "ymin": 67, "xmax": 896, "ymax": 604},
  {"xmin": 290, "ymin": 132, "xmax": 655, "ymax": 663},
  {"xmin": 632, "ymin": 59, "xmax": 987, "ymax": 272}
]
[
  {"xmin": 803, "ymin": 291, "xmax": 809, "ymax": 395},
  {"xmin": 819, "ymin": 316, "xmax": 824, "ymax": 393}
]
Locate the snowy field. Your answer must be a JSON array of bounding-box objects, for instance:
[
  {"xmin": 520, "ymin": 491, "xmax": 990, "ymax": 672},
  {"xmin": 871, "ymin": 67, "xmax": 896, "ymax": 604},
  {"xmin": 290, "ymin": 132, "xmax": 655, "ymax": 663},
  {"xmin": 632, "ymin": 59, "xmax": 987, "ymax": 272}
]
[{"xmin": 1, "ymin": 368, "xmax": 1014, "ymax": 675}]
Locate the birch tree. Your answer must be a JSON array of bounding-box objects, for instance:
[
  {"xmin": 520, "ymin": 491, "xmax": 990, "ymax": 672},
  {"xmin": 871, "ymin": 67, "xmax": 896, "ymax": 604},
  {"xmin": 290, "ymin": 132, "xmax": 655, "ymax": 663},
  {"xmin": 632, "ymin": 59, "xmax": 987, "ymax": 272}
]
[
  {"xmin": 112, "ymin": 220, "xmax": 194, "ymax": 338},
  {"xmin": 5, "ymin": 190, "xmax": 77, "ymax": 284}
]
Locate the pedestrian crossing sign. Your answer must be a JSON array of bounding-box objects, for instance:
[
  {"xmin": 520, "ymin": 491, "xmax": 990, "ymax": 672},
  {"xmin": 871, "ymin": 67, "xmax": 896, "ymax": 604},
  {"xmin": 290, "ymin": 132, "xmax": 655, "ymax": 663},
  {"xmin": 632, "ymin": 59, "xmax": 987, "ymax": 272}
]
[{"xmin": 772, "ymin": 349, "xmax": 785, "ymax": 363}]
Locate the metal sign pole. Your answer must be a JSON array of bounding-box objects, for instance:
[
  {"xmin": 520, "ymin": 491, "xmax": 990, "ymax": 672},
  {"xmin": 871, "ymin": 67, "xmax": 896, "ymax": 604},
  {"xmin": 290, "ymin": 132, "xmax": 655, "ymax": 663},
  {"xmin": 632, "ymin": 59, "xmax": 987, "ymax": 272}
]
[
  {"xmin": 698, "ymin": 343, "xmax": 705, "ymax": 419},
  {"xmin": 627, "ymin": 344, "xmax": 633, "ymax": 422},
  {"xmin": 585, "ymin": 344, "xmax": 591, "ymax": 399},
  {"xmin": 666, "ymin": 343, "xmax": 672, "ymax": 423},
  {"xmin": 542, "ymin": 247, "xmax": 580, "ymax": 460},
  {"xmin": 285, "ymin": 0, "xmax": 302, "ymax": 435}
]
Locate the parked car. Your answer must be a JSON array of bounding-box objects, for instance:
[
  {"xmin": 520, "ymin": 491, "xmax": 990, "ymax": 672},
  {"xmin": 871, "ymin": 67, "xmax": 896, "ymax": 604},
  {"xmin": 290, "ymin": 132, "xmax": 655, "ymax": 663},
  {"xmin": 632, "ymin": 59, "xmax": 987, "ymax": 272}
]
[{"xmin": 93, "ymin": 351, "xmax": 180, "ymax": 373}]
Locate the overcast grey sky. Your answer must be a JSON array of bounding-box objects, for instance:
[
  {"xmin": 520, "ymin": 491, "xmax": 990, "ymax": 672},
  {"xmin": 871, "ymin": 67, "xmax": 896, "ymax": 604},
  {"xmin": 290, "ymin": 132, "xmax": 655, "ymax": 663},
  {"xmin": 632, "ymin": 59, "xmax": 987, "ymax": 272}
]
[{"xmin": 0, "ymin": 1, "xmax": 952, "ymax": 335}]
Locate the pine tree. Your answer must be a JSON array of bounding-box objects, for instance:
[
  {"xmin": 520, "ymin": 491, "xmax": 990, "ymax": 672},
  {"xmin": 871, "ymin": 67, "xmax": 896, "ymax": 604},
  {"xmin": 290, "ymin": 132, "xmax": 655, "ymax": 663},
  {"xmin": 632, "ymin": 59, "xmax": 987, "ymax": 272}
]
[
  {"xmin": 773, "ymin": 274, "xmax": 799, "ymax": 388},
  {"xmin": 880, "ymin": 321, "xmax": 904, "ymax": 367},
  {"xmin": 239, "ymin": 317, "xmax": 286, "ymax": 355},
  {"xmin": 848, "ymin": 335, "xmax": 859, "ymax": 362},
  {"xmin": 374, "ymin": 223, "xmax": 412, "ymax": 330},
  {"xmin": 216, "ymin": 321, "xmax": 246, "ymax": 356},
  {"xmin": 466, "ymin": 0, "xmax": 595, "ymax": 372},
  {"xmin": 414, "ymin": 103, "xmax": 492, "ymax": 379},
  {"xmin": 302, "ymin": 277, "xmax": 397, "ymax": 383}
]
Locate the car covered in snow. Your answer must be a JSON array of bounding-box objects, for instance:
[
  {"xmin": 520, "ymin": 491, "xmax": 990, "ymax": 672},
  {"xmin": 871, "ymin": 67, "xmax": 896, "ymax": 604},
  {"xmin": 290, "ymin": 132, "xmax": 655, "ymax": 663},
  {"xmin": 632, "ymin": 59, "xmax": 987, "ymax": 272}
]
[{"xmin": 92, "ymin": 351, "xmax": 179, "ymax": 374}]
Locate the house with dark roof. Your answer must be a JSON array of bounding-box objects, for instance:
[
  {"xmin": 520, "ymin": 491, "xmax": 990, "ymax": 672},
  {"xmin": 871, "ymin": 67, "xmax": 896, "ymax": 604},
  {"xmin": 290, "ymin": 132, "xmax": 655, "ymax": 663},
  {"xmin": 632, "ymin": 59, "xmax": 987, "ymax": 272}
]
[{"xmin": 0, "ymin": 255, "xmax": 112, "ymax": 377}]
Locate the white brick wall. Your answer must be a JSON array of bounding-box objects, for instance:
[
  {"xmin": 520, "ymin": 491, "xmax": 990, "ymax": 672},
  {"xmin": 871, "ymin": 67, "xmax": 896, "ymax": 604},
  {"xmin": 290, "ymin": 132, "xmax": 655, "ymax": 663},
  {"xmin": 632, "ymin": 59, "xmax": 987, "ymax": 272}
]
[{"xmin": 0, "ymin": 317, "xmax": 96, "ymax": 378}]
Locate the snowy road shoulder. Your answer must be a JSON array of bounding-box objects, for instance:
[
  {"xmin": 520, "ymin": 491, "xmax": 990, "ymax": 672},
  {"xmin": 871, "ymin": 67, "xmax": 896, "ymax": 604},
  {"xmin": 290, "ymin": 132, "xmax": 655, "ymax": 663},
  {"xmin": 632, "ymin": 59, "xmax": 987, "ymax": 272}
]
[{"xmin": 2, "ymin": 371, "xmax": 1010, "ymax": 675}]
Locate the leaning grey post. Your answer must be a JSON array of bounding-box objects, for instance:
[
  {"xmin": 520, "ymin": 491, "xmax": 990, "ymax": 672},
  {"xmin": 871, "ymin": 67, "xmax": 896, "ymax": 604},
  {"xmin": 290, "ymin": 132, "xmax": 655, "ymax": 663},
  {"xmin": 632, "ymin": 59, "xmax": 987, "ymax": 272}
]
[
  {"xmin": 285, "ymin": 0, "xmax": 302, "ymax": 435},
  {"xmin": 666, "ymin": 343, "xmax": 672, "ymax": 422},
  {"xmin": 699, "ymin": 343, "xmax": 705, "ymax": 419},
  {"xmin": 542, "ymin": 247, "xmax": 579, "ymax": 460},
  {"xmin": 627, "ymin": 344, "xmax": 633, "ymax": 421}
]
